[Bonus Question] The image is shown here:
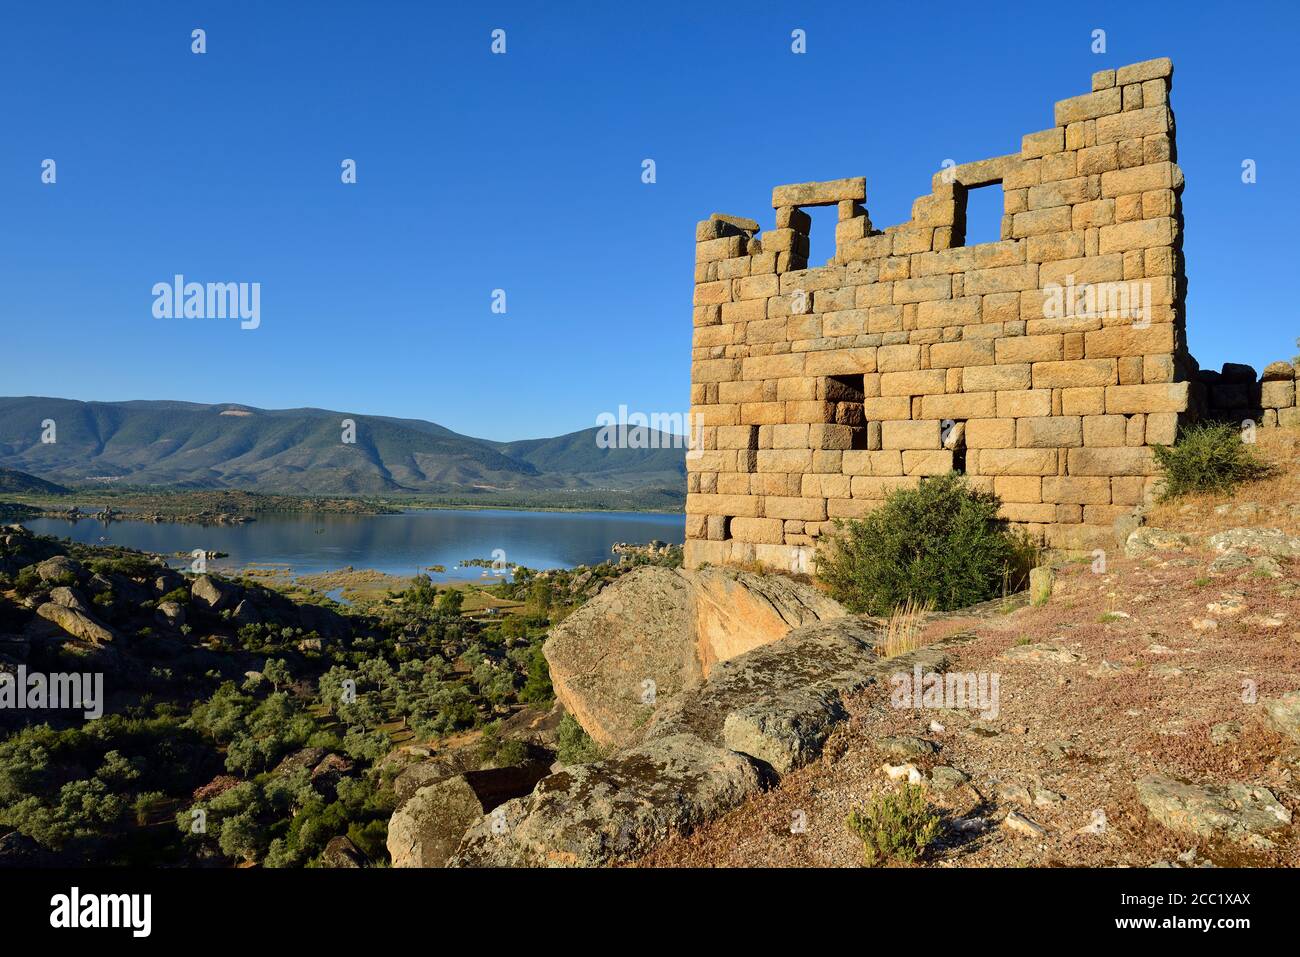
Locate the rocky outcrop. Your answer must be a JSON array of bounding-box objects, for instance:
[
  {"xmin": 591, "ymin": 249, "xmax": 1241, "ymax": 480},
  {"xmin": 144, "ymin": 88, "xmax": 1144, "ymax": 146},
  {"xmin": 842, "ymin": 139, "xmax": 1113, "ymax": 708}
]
[
  {"xmin": 36, "ymin": 555, "xmax": 83, "ymax": 583},
  {"xmin": 1206, "ymin": 527, "xmax": 1300, "ymax": 559},
  {"xmin": 1261, "ymin": 691, "xmax": 1300, "ymax": 743},
  {"xmin": 449, "ymin": 734, "xmax": 764, "ymax": 867},
  {"xmin": 1123, "ymin": 527, "xmax": 1195, "ymax": 557},
  {"xmin": 543, "ymin": 566, "xmax": 845, "ymax": 748},
  {"xmin": 643, "ymin": 618, "xmax": 882, "ymax": 774},
  {"xmin": 155, "ymin": 601, "xmax": 186, "ymax": 629},
  {"xmin": 320, "ymin": 835, "xmax": 367, "ymax": 868},
  {"xmin": 392, "ymin": 750, "xmax": 480, "ymax": 805},
  {"xmin": 191, "ymin": 575, "xmax": 239, "ymax": 612},
  {"xmin": 442, "ymin": 612, "xmax": 975, "ymax": 867},
  {"xmin": 389, "ymin": 764, "xmax": 552, "ymax": 867},
  {"xmin": 35, "ymin": 602, "xmax": 117, "ymax": 645},
  {"xmin": 1135, "ymin": 774, "xmax": 1292, "ymax": 850},
  {"xmin": 48, "ymin": 586, "xmax": 91, "ymax": 615}
]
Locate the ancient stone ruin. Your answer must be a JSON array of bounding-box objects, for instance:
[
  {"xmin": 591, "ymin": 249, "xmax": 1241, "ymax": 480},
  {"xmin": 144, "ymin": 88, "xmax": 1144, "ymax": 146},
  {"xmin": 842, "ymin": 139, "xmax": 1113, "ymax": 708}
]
[{"xmin": 685, "ymin": 56, "xmax": 1296, "ymax": 572}]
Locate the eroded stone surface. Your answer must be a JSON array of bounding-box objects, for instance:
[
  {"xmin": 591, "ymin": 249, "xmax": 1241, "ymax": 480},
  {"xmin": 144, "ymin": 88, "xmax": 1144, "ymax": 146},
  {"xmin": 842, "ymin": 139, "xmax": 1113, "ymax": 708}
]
[
  {"xmin": 448, "ymin": 734, "xmax": 763, "ymax": 867},
  {"xmin": 543, "ymin": 566, "xmax": 844, "ymax": 747},
  {"xmin": 1135, "ymin": 774, "xmax": 1292, "ymax": 849}
]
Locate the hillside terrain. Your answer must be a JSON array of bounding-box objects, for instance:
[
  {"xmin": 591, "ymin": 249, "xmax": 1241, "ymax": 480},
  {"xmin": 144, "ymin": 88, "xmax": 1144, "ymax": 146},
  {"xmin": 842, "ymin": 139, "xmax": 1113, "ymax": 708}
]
[
  {"xmin": 0, "ymin": 397, "xmax": 685, "ymax": 498},
  {"xmin": 0, "ymin": 469, "xmax": 67, "ymax": 496}
]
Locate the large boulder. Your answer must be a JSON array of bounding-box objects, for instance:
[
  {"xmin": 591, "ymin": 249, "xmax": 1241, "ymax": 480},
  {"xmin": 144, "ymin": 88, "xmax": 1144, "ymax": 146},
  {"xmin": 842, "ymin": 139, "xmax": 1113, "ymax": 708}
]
[
  {"xmin": 544, "ymin": 566, "xmax": 845, "ymax": 747},
  {"xmin": 155, "ymin": 601, "xmax": 186, "ymax": 629},
  {"xmin": 389, "ymin": 764, "xmax": 551, "ymax": 867},
  {"xmin": 449, "ymin": 734, "xmax": 764, "ymax": 867},
  {"xmin": 645, "ymin": 618, "xmax": 965, "ymax": 775},
  {"xmin": 644, "ymin": 617, "xmax": 881, "ymax": 774},
  {"xmin": 392, "ymin": 750, "xmax": 480, "ymax": 805},
  {"xmin": 35, "ymin": 555, "xmax": 83, "ymax": 584},
  {"xmin": 319, "ymin": 835, "xmax": 367, "ymax": 868},
  {"xmin": 48, "ymin": 586, "xmax": 91, "ymax": 615},
  {"xmin": 191, "ymin": 575, "xmax": 240, "ymax": 612},
  {"xmin": 35, "ymin": 603, "xmax": 117, "ymax": 645}
]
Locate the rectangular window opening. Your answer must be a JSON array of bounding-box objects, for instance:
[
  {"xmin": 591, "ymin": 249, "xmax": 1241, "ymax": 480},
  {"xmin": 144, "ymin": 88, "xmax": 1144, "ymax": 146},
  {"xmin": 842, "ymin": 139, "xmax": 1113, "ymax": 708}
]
[{"xmin": 953, "ymin": 182, "xmax": 1004, "ymax": 248}]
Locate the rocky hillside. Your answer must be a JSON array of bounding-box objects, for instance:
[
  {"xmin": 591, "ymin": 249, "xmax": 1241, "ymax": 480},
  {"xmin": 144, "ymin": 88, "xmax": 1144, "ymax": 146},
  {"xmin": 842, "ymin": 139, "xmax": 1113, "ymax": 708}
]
[
  {"xmin": 0, "ymin": 397, "xmax": 686, "ymax": 496},
  {"xmin": 394, "ymin": 429, "xmax": 1300, "ymax": 869}
]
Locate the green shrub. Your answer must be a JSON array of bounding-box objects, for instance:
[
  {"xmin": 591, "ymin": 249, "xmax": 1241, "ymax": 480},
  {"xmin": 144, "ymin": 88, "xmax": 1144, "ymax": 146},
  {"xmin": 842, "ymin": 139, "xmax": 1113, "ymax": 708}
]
[
  {"xmin": 13, "ymin": 566, "xmax": 43, "ymax": 599},
  {"xmin": 846, "ymin": 784, "xmax": 940, "ymax": 866},
  {"xmin": 159, "ymin": 587, "xmax": 191, "ymax": 605},
  {"xmin": 476, "ymin": 728, "xmax": 527, "ymax": 768},
  {"xmin": 817, "ymin": 472, "xmax": 1035, "ymax": 615},
  {"xmin": 519, "ymin": 642, "xmax": 554, "ymax": 704},
  {"xmin": 555, "ymin": 713, "xmax": 601, "ymax": 765},
  {"xmin": 1152, "ymin": 421, "xmax": 1272, "ymax": 499}
]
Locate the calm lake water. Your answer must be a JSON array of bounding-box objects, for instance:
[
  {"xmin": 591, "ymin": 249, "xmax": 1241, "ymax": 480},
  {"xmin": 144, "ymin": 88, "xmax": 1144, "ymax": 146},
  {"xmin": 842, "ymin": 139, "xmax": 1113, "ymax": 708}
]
[{"xmin": 22, "ymin": 509, "xmax": 686, "ymax": 581}]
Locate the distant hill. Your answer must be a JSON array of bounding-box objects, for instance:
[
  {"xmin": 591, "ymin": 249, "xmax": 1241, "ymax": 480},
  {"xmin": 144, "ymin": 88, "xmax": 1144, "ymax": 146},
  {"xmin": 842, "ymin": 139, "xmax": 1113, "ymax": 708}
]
[
  {"xmin": 0, "ymin": 397, "xmax": 686, "ymax": 498},
  {"xmin": 0, "ymin": 467, "xmax": 68, "ymax": 495}
]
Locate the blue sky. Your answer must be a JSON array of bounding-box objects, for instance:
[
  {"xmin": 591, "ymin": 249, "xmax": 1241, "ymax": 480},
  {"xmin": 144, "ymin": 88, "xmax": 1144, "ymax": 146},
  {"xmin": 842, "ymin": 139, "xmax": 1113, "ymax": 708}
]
[{"xmin": 2, "ymin": 1, "xmax": 1296, "ymax": 441}]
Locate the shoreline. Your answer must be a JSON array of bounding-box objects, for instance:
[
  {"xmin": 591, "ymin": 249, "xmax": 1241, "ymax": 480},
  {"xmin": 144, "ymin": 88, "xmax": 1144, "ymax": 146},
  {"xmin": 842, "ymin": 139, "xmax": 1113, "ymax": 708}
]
[{"xmin": 9, "ymin": 498, "xmax": 685, "ymax": 525}]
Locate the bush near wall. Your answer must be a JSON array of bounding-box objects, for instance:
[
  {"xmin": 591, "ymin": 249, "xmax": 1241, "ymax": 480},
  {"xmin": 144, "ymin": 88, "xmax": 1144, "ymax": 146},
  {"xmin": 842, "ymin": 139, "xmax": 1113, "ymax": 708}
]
[{"xmin": 818, "ymin": 472, "xmax": 1035, "ymax": 615}]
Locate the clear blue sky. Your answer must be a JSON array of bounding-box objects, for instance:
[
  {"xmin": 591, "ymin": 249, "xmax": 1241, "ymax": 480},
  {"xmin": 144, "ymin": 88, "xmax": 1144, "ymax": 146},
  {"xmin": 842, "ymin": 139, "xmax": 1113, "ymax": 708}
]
[{"xmin": 2, "ymin": 1, "xmax": 1295, "ymax": 441}]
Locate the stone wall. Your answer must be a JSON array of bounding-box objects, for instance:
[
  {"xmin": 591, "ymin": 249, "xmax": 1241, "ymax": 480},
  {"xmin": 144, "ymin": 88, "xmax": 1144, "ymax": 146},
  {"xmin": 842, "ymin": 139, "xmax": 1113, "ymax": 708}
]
[
  {"xmin": 1196, "ymin": 360, "xmax": 1298, "ymax": 428},
  {"xmin": 685, "ymin": 57, "xmax": 1194, "ymax": 571}
]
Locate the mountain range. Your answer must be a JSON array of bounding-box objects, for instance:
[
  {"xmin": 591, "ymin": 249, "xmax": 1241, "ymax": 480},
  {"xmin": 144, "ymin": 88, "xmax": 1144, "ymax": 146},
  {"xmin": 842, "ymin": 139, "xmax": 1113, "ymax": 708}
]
[{"xmin": 0, "ymin": 397, "xmax": 686, "ymax": 497}]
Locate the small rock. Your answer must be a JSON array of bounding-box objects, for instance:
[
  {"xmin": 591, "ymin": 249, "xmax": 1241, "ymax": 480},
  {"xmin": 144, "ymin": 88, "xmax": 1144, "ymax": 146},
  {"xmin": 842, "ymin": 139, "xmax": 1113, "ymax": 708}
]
[
  {"xmin": 1209, "ymin": 550, "xmax": 1252, "ymax": 574},
  {"xmin": 879, "ymin": 735, "xmax": 937, "ymax": 759},
  {"xmin": 1190, "ymin": 618, "xmax": 1219, "ymax": 632},
  {"xmin": 928, "ymin": 766, "xmax": 969, "ymax": 792},
  {"xmin": 998, "ymin": 642, "xmax": 1081, "ymax": 664},
  {"xmin": 1209, "ymin": 721, "xmax": 1242, "ymax": 746},
  {"xmin": 1003, "ymin": 810, "xmax": 1047, "ymax": 838},
  {"xmin": 1076, "ymin": 808, "xmax": 1108, "ymax": 835},
  {"xmin": 1029, "ymin": 565, "xmax": 1054, "ymax": 606},
  {"xmin": 1206, "ymin": 598, "xmax": 1245, "ymax": 617},
  {"xmin": 1042, "ymin": 740, "xmax": 1080, "ymax": 762},
  {"xmin": 1034, "ymin": 788, "xmax": 1065, "ymax": 807},
  {"xmin": 997, "ymin": 782, "xmax": 1032, "ymax": 805},
  {"xmin": 1252, "ymin": 557, "xmax": 1284, "ymax": 578},
  {"xmin": 881, "ymin": 762, "xmax": 923, "ymax": 784},
  {"xmin": 319, "ymin": 835, "xmax": 367, "ymax": 868},
  {"xmin": 1088, "ymin": 660, "xmax": 1126, "ymax": 678}
]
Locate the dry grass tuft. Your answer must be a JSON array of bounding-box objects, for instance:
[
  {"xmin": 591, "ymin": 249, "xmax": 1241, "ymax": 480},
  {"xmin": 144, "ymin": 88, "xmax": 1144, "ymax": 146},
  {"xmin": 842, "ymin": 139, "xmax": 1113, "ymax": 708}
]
[{"xmin": 875, "ymin": 596, "xmax": 935, "ymax": 657}]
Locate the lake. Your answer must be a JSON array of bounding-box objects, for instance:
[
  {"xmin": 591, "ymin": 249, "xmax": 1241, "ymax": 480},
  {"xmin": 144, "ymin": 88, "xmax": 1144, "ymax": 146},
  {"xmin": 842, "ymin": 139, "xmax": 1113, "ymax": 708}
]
[{"xmin": 22, "ymin": 508, "xmax": 686, "ymax": 581}]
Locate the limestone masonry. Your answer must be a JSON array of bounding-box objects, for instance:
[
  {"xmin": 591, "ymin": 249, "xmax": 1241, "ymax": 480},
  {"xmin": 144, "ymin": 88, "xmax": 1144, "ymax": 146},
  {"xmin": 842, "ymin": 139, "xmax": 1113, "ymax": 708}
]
[{"xmin": 685, "ymin": 57, "xmax": 1298, "ymax": 572}]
